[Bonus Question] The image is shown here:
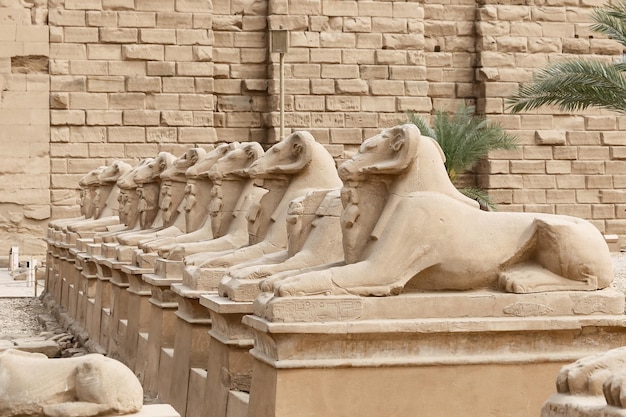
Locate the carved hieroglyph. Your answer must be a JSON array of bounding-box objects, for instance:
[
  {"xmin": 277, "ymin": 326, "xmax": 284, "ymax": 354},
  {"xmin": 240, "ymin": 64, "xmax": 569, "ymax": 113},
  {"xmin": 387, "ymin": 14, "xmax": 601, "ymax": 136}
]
[
  {"xmin": 0, "ymin": 349, "xmax": 143, "ymax": 417},
  {"xmin": 268, "ymin": 124, "xmax": 613, "ymax": 297}
]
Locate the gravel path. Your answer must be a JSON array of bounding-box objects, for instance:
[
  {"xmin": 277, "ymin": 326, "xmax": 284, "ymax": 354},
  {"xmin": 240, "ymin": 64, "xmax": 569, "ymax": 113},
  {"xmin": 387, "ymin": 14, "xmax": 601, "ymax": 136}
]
[{"xmin": 0, "ymin": 297, "xmax": 47, "ymax": 337}]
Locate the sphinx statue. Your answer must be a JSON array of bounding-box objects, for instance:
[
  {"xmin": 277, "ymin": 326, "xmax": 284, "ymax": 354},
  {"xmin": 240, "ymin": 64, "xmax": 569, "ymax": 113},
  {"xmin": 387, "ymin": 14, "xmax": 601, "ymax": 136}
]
[
  {"xmin": 0, "ymin": 349, "xmax": 143, "ymax": 417},
  {"xmin": 182, "ymin": 131, "xmax": 343, "ymax": 288},
  {"xmin": 219, "ymin": 188, "xmax": 343, "ymax": 301},
  {"xmin": 113, "ymin": 148, "xmax": 207, "ymax": 248},
  {"xmin": 95, "ymin": 158, "xmax": 152, "ymax": 244},
  {"xmin": 267, "ymin": 124, "xmax": 613, "ymax": 297},
  {"xmin": 540, "ymin": 347, "xmax": 626, "ymax": 416},
  {"xmin": 48, "ymin": 166, "xmax": 105, "ymax": 232},
  {"xmin": 66, "ymin": 160, "xmax": 133, "ymax": 234},
  {"xmin": 112, "ymin": 152, "xmax": 177, "ymax": 245},
  {"xmin": 141, "ymin": 143, "xmax": 250, "ymax": 255},
  {"xmin": 158, "ymin": 142, "xmax": 266, "ymax": 260}
]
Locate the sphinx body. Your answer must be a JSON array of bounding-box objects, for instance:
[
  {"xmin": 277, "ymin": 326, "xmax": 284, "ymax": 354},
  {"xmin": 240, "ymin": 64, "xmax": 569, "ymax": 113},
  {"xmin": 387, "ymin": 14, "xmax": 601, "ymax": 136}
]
[
  {"xmin": 269, "ymin": 124, "xmax": 613, "ymax": 297},
  {"xmin": 0, "ymin": 350, "xmax": 143, "ymax": 417},
  {"xmin": 183, "ymin": 131, "xmax": 343, "ymax": 279},
  {"xmin": 158, "ymin": 142, "xmax": 266, "ymax": 260}
]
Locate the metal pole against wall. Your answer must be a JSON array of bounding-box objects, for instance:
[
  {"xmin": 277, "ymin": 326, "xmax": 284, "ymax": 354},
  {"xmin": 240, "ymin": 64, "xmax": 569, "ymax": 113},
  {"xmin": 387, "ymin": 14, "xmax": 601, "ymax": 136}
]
[
  {"xmin": 280, "ymin": 51, "xmax": 285, "ymax": 140},
  {"xmin": 270, "ymin": 30, "xmax": 289, "ymax": 140}
]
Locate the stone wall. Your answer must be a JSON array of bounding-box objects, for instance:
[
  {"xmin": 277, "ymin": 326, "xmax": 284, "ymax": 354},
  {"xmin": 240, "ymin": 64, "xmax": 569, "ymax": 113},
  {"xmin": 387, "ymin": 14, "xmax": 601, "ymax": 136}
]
[
  {"xmin": 0, "ymin": 3, "xmax": 49, "ymax": 256},
  {"xmin": 1, "ymin": 0, "xmax": 626, "ymax": 256},
  {"xmin": 475, "ymin": 0, "xmax": 626, "ymax": 236}
]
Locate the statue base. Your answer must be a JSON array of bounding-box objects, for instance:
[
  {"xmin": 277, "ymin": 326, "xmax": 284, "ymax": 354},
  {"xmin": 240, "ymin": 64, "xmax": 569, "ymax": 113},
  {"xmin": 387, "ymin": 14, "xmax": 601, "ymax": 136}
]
[
  {"xmin": 199, "ymin": 294, "xmax": 254, "ymax": 417},
  {"xmin": 541, "ymin": 394, "xmax": 626, "ymax": 417},
  {"xmin": 243, "ymin": 288, "xmax": 626, "ymax": 417}
]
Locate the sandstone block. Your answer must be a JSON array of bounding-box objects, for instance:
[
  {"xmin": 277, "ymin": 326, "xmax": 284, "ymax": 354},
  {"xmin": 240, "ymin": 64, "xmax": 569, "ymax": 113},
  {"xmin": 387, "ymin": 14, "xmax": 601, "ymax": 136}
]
[
  {"xmin": 176, "ymin": 62, "xmax": 212, "ymax": 76},
  {"xmin": 70, "ymin": 126, "xmax": 107, "ymax": 143},
  {"xmin": 611, "ymin": 147, "xmax": 626, "ymax": 160},
  {"xmin": 322, "ymin": 0, "xmax": 357, "ymax": 16},
  {"xmin": 361, "ymin": 96, "xmax": 394, "ymax": 112},
  {"xmin": 109, "ymin": 93, "xmax": 145, "ymax": 109},
  {"xmin": 586, "ymin": 115, "xmax": 617, "ymax": 130},
  {"xmin": 587, "ymin": 175, "xmax": 613, "ymax": 189},
  {"xmin": 146, "ymin": 127, "xmax": 177, "ymax": 143},
  {"xmin": 161, "ymin": 111, "xmax": 193, "ymax": 126},
  {"xmin": 344, "ymin": 112, "xmax": 377, "ymax": 128},
  {"xmin": 86, "ymin": 110, "xmax": 122, "ymax": 126},
  {"xmin": 356, "ymin": 33, "xmax": 383, "ymax": 49},
  {"xmin": 477, "ymin": 174, "xmax": 523, "ymax": 189},
  {"xmin": 370, "ymin": 80, "xmax": 404, "ymax": 96},
  {"xmin": 122, "ymin": 45, "xmax": 164, "ymax": 61},
  {"xmin": 127, "ymin": 77, "xmax": 161, "ymax": 92},
  {"xmin": 556, "ymin": 175, "xmax": 585, "ymax": 189},
  {"xmin": 147, "ymin": 61, "xmax": 175, "ymax": 76},
  {"xmin": 88, "ymin": 143, "xmax": 125, "ymax": 157},
  {"xmin": 335, "ymin": 79, "xmax": 369, "ymax": 95},
  {"xmin": 606, "ymin": 161, "xmax": 626, "ymax": 175},
  {"xmin": 69, "ymin": 92, "xmax": 107, "ymax": 109},
  {"xmin": 102, "ymin": 0, "xmax": 135, "ymax": 10},
  {"xmin": 578, "ymin": 146, "xmax": 610, "ymax": 160},
  {"xmin": 99, "ymin": 28, "xmax": 138, "ymax": 43},
  {"xmin": 397, "ymin": 96, "xmax": 432, "ymax": 112},
  {"xmin": 48, "ymin": 9, "xmax": 86, "ymax": 27},
  {"xmin": 553, "ymin": 147, "xmax": 578, "ymax": 160},
  {"xmin": 320, "ymin": 32, "xmax": 356, "ymax": 48},
  {"xmin": 86, "ymin": 11, "xmax": 118, "ymax": 27},
  {"xmin": 108, "ymin": 62, "xmax": 144, "ymax": 76},
  {"xmin": 123, "ymin": 110, "xmax": 160, "ymax": 126},
  {"xmin": 51, "ymin": 110, "xmax": 85, "ymax": 126},
  {"xmin": 513, "ymin": 189, "xmax": 546, "ymax": 204},
  {"xmin": 87, "ymin": 44, "xmax": 122, "ymax": 60},
  {"xmin": 164, "ymin": 45, "xmax": 192, "ymax": 62},
  {"xmin": 523, "ymin": 174, "xmax": 556, "ymax": 189},
  {"xmin": 176, "ymin": 0, "xmax": 212, "ymax": 12},
  {"xmin": 310, "ymin": 48, "xmax": 341, "ymax": 63},
  {"xmin": 177, "ymin": 28, "xmax": 211, "ymax": 45},
  {"xmin": 311, "ymin": 112, "xmax": 344, "ymax": 128},
  {"xmin": 163, "ymin": 77, "xmax": 195, "ymax": 93},
  {"xmin": 108, "ymin": 126, "xmax": 146, "ymax": 142}
]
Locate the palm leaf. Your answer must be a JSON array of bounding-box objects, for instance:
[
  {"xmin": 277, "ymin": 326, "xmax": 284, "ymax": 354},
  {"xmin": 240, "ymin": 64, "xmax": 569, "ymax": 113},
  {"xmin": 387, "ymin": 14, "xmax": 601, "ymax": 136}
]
[
  {"xmin": 507, "ymin": 60, "xmax": 626, "ymax": 113},
  {"xmin": 405, "ymin": 104, "xmax": 518, "ymax": 199},
  {"xmin": 591, "ymin": 1, "xmax": 626, "ymax": 47},
  {"xmin": 461, "ymin": 187, "xmax": 497, "ymax": 211}
]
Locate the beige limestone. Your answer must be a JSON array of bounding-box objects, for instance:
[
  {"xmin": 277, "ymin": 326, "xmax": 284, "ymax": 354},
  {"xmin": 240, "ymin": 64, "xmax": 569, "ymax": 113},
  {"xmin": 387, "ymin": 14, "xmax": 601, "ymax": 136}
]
[
  {"xmin": 268, "ymin": 124, "xmax": 614, "ymax": 297},
  {"xmin": 182, "ymin": 130, "xmax": 343, "ymax": 292},
  {"xmin": 220, "ymin": 187, "xmax": 343, "ymax": 302},
  {"xmin": 0, "ymin": 349, "xmax": 143, "ymax": 417}
]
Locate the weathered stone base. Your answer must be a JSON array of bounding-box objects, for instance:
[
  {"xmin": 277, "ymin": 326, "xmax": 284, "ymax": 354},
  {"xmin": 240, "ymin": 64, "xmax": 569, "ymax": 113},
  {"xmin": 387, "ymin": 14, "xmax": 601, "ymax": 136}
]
[
  {"xmin": 244, "ymin": 289, "xmax": 626, "ymax": 417},
  {"xmin": 542, "ymin": 394, "xmax": 626, "ymax": 417}
]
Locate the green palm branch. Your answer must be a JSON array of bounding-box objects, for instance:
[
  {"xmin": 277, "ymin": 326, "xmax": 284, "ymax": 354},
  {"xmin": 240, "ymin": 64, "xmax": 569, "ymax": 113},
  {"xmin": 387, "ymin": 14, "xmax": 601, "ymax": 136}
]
[
  {"xmin": 508, "ymin": 0, "xmax": 626, "ymax": 113},
  {"xmin": 406, "ymin": 104, "xmax": 519, "ymax": 210}
]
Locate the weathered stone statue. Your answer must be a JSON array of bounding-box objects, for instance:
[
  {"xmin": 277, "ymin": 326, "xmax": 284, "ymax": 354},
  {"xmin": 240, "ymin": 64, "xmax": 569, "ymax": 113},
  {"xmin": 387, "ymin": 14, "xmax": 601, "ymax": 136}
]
[
  {"xmin": 220, "ymin": 188, "xmax": 343, "ymax": 301},
  {"xmin": 182, "ymin": 131, "xmax": 343, "ymax": 289},
  {"xmin": 268, "ymin": 124, "xmax": 613, "ymax": 297},
  {"xmin": 542, "ymin": 347, "xmax": 626, "ymax": 416},
  {"xmin": 66, "ymin": 160, "xmax": 133, "ymax": 234},
  {"xmin": 0, "ymin": 349, "xmax": 143, "ymax": 417},
  {"xmin": 140, "ymin": 144, "xmax": 247, "ymax": 254},
  {"xmin": 113, "ymin": 148, "xmax": 207, "ymax": 248},
  {"xmin": 159, "ymin": 142, "xmax": 266, "ymax": 260}
]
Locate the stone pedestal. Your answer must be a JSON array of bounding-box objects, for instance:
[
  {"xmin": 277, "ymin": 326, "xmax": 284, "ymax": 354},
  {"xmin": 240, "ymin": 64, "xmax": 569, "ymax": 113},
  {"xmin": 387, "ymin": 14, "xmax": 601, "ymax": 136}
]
[
  {"xmin": 123, "ymin": 263, "xmax": 155, "ymax": 375},
  {"xmin": 142, "ymin": 273, "xmax": 181, "ymax": 397},
  {"xmin": 542, "ymin": 394, "xmax": 626, "ymax": 417},
  {"xmin": 200, "ymin": 294, "xmax": 254, "ymax": 417},
  {"xmin": 168, "ymin": 283, "xmax": 212, "ymax": 417},
  {"xmin": 108, "ymin": 264, "xmax": 130, "ymax": 361},
  {"xmin": 244, "ymin": 289, "xmax": 626, "ymax": 417}
]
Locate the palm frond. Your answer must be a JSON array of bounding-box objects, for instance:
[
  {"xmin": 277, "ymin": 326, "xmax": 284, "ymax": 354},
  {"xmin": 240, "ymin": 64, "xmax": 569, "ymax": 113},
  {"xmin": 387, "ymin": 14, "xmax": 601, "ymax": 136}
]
[
  {"xmin": 507, "ymin": 60, "xmax": 626, "ymax": 113},
  {"xmin": 405, "ymin": 104, "xmax": 518, "ymax": 181},
  {"xmin": 591, "ymin": 1, "xmax": 626, "ymax": 48},
  {"xmin": 460, "ymin": 187, "xmax": 497, "ymax": 211}
]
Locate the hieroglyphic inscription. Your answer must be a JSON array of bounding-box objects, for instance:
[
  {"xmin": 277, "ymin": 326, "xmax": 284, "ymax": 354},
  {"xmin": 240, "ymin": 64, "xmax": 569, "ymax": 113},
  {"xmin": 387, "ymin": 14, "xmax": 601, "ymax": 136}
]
[{"xmin": 269, "ymin": 298, "xmax": 364, "ymax": 322}]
